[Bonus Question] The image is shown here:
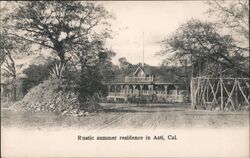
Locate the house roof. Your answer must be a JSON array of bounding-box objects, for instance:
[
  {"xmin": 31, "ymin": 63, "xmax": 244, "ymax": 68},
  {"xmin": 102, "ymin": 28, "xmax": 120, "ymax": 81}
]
[{"xmin": 108, "ymin": 64, "xmax": 185, "ymax": 84}]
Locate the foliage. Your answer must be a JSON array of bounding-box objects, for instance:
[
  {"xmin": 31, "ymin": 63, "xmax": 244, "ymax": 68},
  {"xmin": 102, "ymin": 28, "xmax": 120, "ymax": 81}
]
[
  {"xmin": 117, "ymin": 57, "xmax": 138, "ymax": 74},
  {"xmin": 2, "ymin": 1, "xmax": 116, "ymax": 108},
  {"xmin": 76, "ymin": 66, "xmax": 107, "ymax": 109},
  {"xmin": 21, "ymin": 62, "xmax": 53, "ymax": 95},
  {"xmin": 1, "ymin": 26, "xmax": 30, "ymax": 101},
  {"xmin": 98, "ymin": 52, "xmax": 116, "ymax": 82},
  {"xmin": 206, "ymin": 0, "xmax": 249, "ymax": 42},
  {"xmin": 67, "ymin": 38, "xmax": 116, "ymax": 108},
  {"xmin": 49, "ymin": 62, "xmax": 66, "ymax": 79},
  {"xmin": 8, "ymin": 1, "xmax": 113, "ymax": 64},
  {"xmin": 158, "ymin": 19, "xmax": 248, "ymax": 77},
  {"xmin": 1, "ymin": 30, "xmax": 29, "ymax": 76},
  {"xmin": 69, "ymin": 38, "xmax": 116, "ymax": 77}
]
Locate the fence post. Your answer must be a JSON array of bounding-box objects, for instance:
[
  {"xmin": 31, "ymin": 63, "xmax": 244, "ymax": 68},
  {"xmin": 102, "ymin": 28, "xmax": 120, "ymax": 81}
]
[
  {"xmin": 220, "ymin": 64, "xmax": 224, "ymax": 110},
  {"xmin": 220, "ymin": 78, "xmax": 224, "ymax": 110},
  {"xmin": 190, "ymin": 78, "xmax": 193, "ymax": 109}
]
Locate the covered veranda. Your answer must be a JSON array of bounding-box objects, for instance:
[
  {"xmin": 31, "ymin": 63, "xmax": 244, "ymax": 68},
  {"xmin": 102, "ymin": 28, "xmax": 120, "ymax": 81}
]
[{"xmin": 106, "ymin": 83, "xmax": 184, "ymax": 102}]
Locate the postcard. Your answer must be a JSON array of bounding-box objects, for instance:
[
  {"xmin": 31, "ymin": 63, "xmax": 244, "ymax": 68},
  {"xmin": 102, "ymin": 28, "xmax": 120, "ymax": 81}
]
[{"xmin": 1, "ymin": 1, "xmax": 249, "ymax": 157}]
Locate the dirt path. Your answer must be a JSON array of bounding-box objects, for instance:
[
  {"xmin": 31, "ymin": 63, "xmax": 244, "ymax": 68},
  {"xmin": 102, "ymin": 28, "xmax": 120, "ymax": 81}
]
[{"xmin": 1, "ymin": 104, "xmax": 249, "ymax": 129}]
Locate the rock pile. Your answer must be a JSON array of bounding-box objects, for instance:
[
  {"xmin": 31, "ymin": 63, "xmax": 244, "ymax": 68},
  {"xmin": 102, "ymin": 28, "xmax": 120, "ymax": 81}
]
[{"xmin": 11, "ymin": 79, "xmax": 102, "ymax": 116}]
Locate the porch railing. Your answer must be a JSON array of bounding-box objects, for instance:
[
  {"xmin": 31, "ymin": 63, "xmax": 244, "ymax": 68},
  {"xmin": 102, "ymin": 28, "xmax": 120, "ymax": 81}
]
[
  {"xmin": 107, "ymin": 92, "xmax": 184, "ymax": 97},
  {"xmin": 125, "ymin": 76, "xmax": 153, "ymax": 83},
  {"xmin": 107, "ymin": 92, "xmax": 184, "ymax": 102}
]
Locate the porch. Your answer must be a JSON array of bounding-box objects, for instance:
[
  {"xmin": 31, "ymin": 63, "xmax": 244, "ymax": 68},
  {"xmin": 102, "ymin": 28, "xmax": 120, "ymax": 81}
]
[
  {"xmin": 106, "ymin": 83, "xmax": 185, "ymax": 103},
  {"xmin": 124, "ymin": 76, "xmax": 154, "ymax": 83}
]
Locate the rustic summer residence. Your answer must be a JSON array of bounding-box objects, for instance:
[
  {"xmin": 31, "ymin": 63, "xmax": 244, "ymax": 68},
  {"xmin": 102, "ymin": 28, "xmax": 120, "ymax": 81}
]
[{"xmin": 106, "ymin": 64, "xmax": 186, "ymax": 103}]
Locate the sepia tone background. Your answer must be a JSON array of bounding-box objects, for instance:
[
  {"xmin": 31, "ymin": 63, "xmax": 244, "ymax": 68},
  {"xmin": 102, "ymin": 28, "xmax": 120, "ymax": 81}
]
[{"xmin": 1, "ymin": 0, "xmax": 249, "ymax": 157}]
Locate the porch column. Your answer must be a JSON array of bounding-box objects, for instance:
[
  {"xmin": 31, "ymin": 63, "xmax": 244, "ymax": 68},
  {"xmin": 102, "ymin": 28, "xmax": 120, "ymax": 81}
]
[
  {"xmin": 148, "ymin": 85, "xmax": 152, "ymax": 95},
  {"xmin": 108, "ymin": 85, "xmax": 111, "ymax": 92},
  {"xmin": 119, "ymin": 85, "xmax": 122, "ymax": 93},
  {"xmin": 132, "ymin": 85, "xmax": 136, "ymax": 94},
  {"xmin": 125, "ymin": 85, "xmax": 129, "ymax": 94},
  {"xmin": 164, "ymin": 85, "xmax": 168, "ymax": 98},
  {"xmin": 113, "ymin": 85, "xmax": 116, "ymax": 102},
  {"xmin": 114, "ymin": 85, "xmax": 117, "ymax": 94},
  {"xmin": 140, "ymin": 85, "xmax": 143, "ymax": 95},
  {"xmin": 121, "ymin": 85, "xmax": 124, "ymax": 94},
  {"xmin": 155, "ymin": 85, "xmax": 158, "ymax": 94},
  {"xmin": 174, "ymin": 85, "xmax": 179, "ymax": 101},
  {"xmin": 151, "ymin": 85, "xmax": 155, "ymax": 94}
]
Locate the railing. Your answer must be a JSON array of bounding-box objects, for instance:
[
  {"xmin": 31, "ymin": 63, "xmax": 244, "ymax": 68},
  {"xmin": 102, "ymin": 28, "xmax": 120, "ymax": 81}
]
[
  {"xmin": 108, "ymin": 92, "xmax": 127, "ymax": 97},
  {"xmin": 107, "ymin": 92, "xmax": 184, "ymax": 102},
  {"xmin": 107, "ymin": 92, "xmax": 184, "ymax": 97},
  {"xmin": 125, "ymin": 76, "xmax": 154, "ymax": 83}
]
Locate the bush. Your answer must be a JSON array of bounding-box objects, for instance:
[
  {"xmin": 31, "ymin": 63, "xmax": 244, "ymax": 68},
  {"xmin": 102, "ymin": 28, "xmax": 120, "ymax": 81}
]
[
  {"xmin": 49, "ymin": 62, "xmax": 66, "ymax": 79},
  {"xmin": 21, "ymin": 62, "xmax": 53, "ymax": 95},
  {"xmin": 76, "ymin": 67, "xmax": 107, "ymax": 109}
]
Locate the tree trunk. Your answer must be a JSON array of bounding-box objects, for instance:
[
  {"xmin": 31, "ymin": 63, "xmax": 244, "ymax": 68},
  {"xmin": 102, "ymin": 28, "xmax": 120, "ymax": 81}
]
[
  {"xmin": 54, "ymin": 41, "xmax": 66, "ymax": 64},
  {"xmin": 11, "ymin": 75, "xmax": 17, "ymax": 101},
  {"xmin": 58, "ymin": 51, "xmax": 65, "ymax": 64},
  {"xmin": 13, "ymin": 84, "xmax": 17, "ymax": 101}
]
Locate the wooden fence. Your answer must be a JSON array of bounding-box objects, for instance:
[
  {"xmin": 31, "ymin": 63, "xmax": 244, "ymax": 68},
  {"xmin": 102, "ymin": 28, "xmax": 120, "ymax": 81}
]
[{"xmin": 190, "ymin": 77, "xmax": 249, "ymax": 111}]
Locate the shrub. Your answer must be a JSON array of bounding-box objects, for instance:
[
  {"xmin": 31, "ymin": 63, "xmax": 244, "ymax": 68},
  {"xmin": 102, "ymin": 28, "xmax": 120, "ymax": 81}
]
[
  {"xmin": 76, "ymin": 67, "xmax": 107, "ymax": 109},
  {"xmin": 49, "ymin": 62, "xmax": 66, "ymax": 79},
  {"xmin": 21, "ymin": 63, "xmax": 52, "ymax": 95}
]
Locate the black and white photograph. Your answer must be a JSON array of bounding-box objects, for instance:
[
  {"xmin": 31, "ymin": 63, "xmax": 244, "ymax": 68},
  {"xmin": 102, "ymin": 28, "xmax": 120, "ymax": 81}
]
[{"xmin": 1, "ymin": 0, "xmax": 249, "ymax": 157}]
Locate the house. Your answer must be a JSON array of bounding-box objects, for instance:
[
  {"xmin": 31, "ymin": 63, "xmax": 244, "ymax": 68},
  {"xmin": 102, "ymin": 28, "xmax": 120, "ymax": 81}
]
[{"xmin": 106, "ymin": 64, "xmax": 186, "ymax": 103}]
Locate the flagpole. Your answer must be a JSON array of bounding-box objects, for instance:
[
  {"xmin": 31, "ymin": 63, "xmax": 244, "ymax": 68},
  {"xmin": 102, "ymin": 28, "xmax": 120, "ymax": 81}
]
[{"xmin": 142, "ymin": 32, "xmax": 144, "ymax": 67}]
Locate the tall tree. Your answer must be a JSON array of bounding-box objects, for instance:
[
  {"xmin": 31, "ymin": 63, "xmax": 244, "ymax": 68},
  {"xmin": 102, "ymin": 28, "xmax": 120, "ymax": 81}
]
[
  {"xmin": 8, "ymin": 1, "xmax": 113, "ymax": 64},
  {"xmin": 158, "ymin": 19, "xmax": 248, "ymax": 77},
  {"xmin": 118, "ymin": 57, "xmax": 136, "ymax": 74},
  {"xmin": 70, "ymin": 38, "xmax": 116, "ymax": 80},
  {"xmin": 2, "ymin": 1, "xmax": 115, "ymax": 103},
  {"xmin": 206, "ymin": 0, "xmax": 249, "ymax": 45},
  {"xmin": 0, "ymin": 31, "xmax": 29, "ymax": 100},
  {"xmin": 98, "ymin": 48, "xmax": 116, "ymax": 82}
]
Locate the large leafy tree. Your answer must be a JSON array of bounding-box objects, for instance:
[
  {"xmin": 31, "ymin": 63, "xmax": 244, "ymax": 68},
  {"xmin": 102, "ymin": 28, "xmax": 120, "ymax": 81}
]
[
  {"xmin": 2, "ymin": 1, "xmax": 115, "ymax": 103},
  {"xmin": 0, "ymin": 31, "xmax": 30, "ymax": 100},
  {"xmin": 71, "ymin": 39, "xmax": 116, "ymax": 104},
  {"xmin": 206, "ymin": 0, "xmax": 249, "ymax": 42},
  {"xmin": 159, "ymin": 19, "xmax": 248, "ymax": 77},
  {"xmin": 118, "ymin": 57, "xmax": 137, "ymax": 74},
  {"xmin": 8, "ymin": 1, "xmax": 112, "ymax": 64}
]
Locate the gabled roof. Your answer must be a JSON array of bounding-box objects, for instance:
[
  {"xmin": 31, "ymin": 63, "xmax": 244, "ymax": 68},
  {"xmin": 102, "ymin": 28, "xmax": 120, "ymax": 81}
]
[
  {"xmin": 127, "ymin": 64, "xmax": 156, "ymax": 76},
  {"xmin": 108, "ymin": 64, "xmax": 186, "ymax": 84},
  {"xmin": 133, "ymin": 67, "xmax": 144, "ymax": 76}
]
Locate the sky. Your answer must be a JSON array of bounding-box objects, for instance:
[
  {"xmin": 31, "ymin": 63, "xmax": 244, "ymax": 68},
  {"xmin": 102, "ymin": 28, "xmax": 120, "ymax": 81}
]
[
  {"xmin": 0, "ymin": 1, "xmax": 211, "ymax": 67},
  {"xmin": 102, "ymin": 1, "xmax": 211, "ymax": 66}
]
